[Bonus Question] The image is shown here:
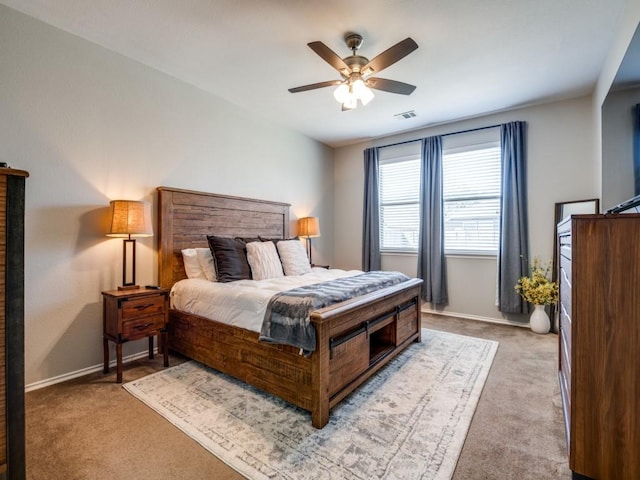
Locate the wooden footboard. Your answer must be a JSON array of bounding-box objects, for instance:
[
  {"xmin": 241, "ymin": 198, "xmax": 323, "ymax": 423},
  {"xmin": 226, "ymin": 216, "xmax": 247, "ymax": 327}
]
[
  {"xmin": 167, "ymin": 277, "xmax": 422, "ymax": 428},
  {"xmin": 168, "ymin": 310, "xmax": 315, "ymax": 412}
]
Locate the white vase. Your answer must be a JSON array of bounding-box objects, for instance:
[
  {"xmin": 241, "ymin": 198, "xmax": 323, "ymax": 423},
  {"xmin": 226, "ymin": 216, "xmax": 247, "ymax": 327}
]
[{"xmin": 530, "ymin": 304, "xmax": 550, "ymax": 334}]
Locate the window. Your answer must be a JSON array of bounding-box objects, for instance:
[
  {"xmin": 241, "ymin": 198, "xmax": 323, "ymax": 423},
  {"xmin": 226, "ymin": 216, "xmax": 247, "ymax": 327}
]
[
  {"xmin": 379, "ymin": 156, "xmax": 421, "ymax": 252},
  {"xmin": 442, "ymin": 143, "xmax": 501, "ymax": 254},
  {"xmin": 377, "ymin": 139, "xmax": 502, "ymax": 256}
]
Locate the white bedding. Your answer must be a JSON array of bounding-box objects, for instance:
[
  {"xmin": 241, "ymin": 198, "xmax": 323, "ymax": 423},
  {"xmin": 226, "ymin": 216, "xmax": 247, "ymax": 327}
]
[{"xmin": 170, "ymin": 268, "xmax": 363, "ymax": 333}]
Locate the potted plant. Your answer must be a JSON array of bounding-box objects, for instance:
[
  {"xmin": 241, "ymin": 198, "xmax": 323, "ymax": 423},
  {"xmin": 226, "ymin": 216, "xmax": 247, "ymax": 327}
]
[{"xmin": 515, "ymin": 258, "xmax": 559, "ymax": 334}]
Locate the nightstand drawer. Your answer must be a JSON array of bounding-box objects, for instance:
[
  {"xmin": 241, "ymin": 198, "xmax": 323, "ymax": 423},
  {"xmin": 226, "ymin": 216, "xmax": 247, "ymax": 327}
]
[
  {"xmin": 122, "ymin": 314, "xmax": 165, "ymax": 339},
  {"xmin": 121, "ymin": 295, "xmax": 165, "ymax": 320}
]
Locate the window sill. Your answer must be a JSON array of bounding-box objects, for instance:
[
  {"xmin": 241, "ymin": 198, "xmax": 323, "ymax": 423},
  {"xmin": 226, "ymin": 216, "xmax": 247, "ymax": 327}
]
[
  {"xmin": 381, "ymin": 251, "xmax": 496, "ymax": 260},
  {"xmin": 445, "ymin": 253, "xmax": 496, "ymax": 260},
  {"xmin": 381, "ymin": 251, "xmax": 418, "ymax": 257}
]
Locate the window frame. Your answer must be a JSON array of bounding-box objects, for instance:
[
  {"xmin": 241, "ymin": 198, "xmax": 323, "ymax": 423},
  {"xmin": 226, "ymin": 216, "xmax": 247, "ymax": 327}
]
[{"xmin": 375, "ymin": 134, "xmax": 502, "ymax": 257}]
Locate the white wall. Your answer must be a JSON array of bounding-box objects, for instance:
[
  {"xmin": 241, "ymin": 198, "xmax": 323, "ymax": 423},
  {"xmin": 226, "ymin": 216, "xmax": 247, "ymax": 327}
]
[
  {"xmin": 594, "ymin": 1, "xmax": 640, "ymax": 204},
  {"xmin": 334, "ymin": 96, "xmax": 596, "ymax": 324},
  {"xmin": 0, "ymin": 6, "xmax": 334, "ymax": 386}
]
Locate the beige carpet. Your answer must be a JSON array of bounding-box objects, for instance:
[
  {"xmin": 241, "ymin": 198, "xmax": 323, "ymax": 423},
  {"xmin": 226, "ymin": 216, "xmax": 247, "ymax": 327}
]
[
  {"xmin": 123, "ymin": 329, "xmax": 497, "ymax": 480},
  {"xmin": 25, "ymin": 315, "xmax": 572, "ymax": 479}
]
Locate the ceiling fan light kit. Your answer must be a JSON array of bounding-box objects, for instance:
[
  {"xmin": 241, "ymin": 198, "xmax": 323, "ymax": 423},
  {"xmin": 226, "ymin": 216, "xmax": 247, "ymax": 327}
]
[
  {"xmin": 289, "ymin": 33, "xmax": 418, "ymax": 111},
  {"xmin": 333, "ymin": 78, "xmax": 375, "ymax": 109}
]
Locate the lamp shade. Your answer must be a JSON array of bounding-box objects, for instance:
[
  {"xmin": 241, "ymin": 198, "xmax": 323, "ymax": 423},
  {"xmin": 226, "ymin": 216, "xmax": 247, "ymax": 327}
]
[
  {"xmin": 298, "ymin": 217, "xmax": 320, "ymax": 238},
  {"xmin": 106, "ymin": 200, "xmax": 153, "ymax": 238}
]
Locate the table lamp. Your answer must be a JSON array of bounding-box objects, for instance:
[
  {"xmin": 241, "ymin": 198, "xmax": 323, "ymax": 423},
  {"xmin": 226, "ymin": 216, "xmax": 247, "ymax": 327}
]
[
  {"xmin": 297, "ymin": 216, "xmax": 320, "ymax": 265},
  {"xmin": 106, "ymin": 200, "xmax": 153, "ymax": 290}
]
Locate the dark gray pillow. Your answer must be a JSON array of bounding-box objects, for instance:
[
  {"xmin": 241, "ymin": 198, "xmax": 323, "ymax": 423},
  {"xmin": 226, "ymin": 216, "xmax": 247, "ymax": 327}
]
[
  {"xmin": 207, "ymin": 236, "xmax": 252, "ymax": 282},
  {"xmin": 258, "ymin": 236, "xmax": 298, "ymax": 243}
]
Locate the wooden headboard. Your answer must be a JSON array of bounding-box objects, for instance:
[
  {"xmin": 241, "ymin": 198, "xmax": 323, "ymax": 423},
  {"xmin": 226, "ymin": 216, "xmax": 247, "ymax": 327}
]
[{"xmin": 157, "ymin": 187, "xmax": 290, "ymax": 289}]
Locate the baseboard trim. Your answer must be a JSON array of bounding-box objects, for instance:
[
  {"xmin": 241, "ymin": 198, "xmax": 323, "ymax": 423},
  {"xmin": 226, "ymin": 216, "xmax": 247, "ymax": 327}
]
[
  {"xmin": 25, "ymin": 349, "xmax": 155, "ymax": 392},
  {"xmin": 27, "ymin": 309, "xmax": 525, "ymax": 392},
  {"xmin": 421, "ymin": 307, "xmax": 529, "ymax": 328}
]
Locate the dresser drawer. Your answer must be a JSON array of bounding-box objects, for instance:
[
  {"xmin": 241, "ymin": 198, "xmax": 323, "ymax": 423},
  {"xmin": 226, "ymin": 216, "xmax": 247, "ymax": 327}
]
[
  {"xmin": 560, "ymin": 304, "xmax": 572, "ymax": 346},
  {"xmin": 559, "ymin": 362, "xmax": 570, "ymax": 408},
  {"xmin": 560, "ymin": 286, "xmax": 571, "ymax": 320},
  {"xmin": 559, "ymin": 363, "xmax": 571, "ymax": 441},
  {"xmin": 121, "ymin": 295, "xmax": 165, "ymax": 320},
  {"xmin": 559, "ymin": 234, "xmax": 572, "ymax": 261},
  {"xmin": 560, "ymin": 329, "xmax": 571, "ymax": 380},
  {"xmin": 560, "ymin": 255, "xmax": 572, "ymax": 287},
  {"xmin": 122, "ymin": 314, "xmax": 166, "ymax": 339}
]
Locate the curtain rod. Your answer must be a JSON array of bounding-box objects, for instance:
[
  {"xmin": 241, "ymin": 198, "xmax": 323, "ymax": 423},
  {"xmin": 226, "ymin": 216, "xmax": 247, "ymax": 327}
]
[{"xmin": 377, "ymin": 123, "xmax": 502, "ymax": 150}]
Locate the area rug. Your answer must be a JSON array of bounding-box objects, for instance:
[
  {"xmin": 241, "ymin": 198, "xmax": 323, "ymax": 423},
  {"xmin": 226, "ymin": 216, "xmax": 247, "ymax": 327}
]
[{"xmin": 124, "ymin": 329, "xmax": 498, "ymax": 480}]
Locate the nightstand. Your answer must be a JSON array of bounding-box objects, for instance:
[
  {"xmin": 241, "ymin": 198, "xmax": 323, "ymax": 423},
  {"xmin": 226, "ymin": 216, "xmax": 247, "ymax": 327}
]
[{"xmin": 102, "ymin": 287, "xmax": 169, "ymax": 383}]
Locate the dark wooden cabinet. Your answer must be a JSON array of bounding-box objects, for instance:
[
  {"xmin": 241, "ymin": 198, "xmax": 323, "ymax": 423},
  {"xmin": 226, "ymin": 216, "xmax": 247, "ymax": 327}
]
[
  {"xmin": 0, "ymin": 168, "xmax": 28, "ymax": 480},
  {"xmin": 557, "ymin": 214, "xmax": 640, "ymax": 479},
  {"xmin": 102, "ymin": 288, "xmax": 169, "ymax": 383}
]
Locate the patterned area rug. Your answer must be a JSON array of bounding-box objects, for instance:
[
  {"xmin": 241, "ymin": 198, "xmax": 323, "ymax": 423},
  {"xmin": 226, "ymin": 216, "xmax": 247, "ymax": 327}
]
[{"xmin": 124, "ymin": 329, "xmax": 498, "ymax": 480}]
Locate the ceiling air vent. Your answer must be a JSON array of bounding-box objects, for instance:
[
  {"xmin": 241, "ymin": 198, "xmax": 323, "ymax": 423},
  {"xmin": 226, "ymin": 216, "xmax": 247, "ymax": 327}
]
[{"xmin": 394, "ymin": 110, "xmax": 416, "ymax": 120}]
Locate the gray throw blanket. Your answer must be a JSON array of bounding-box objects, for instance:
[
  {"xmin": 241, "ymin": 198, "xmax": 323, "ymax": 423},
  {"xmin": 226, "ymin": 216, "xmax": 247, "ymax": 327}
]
[{"xmin": 259, "ymin": 271, "xmax": 410, "ymax": 354}]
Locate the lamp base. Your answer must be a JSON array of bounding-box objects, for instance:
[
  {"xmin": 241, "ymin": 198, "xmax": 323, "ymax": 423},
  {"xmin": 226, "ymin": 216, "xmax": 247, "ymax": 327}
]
[{"xmin": 117, "ymin": 284, "xmax": 140, "ymax": 291}]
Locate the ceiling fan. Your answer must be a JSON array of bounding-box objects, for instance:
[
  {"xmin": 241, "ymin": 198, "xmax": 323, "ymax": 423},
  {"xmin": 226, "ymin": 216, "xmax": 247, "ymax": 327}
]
[{"xmin": 289, "ymin": 33, "xmax": 418, "ymax": 110}]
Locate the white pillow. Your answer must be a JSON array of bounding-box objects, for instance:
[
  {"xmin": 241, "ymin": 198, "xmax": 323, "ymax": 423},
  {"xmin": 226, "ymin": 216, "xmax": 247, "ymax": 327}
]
[
  {"xmin": 246, "ymin": 241, "xmax": 284, "ymax": 280},
  {"xmin": 276, "ymin": 240, "xmax": 311, "ymax": 276},
  {"xmin": 181, "ymin": 248, "xmax": 206, "ymax": 279},
  {"xmin": 195, "ymin": 247, "xmax": 217, "ymax": 282}
]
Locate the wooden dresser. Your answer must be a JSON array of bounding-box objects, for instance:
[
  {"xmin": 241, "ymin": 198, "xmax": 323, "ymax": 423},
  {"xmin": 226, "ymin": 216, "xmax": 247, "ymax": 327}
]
[
  {"xmin": 0, "ymin": 168, "xmax": 28, "ymax": 480},
  {"xmin": 557, "ymin": 213, "xmax": 640, "ymax": 479}
]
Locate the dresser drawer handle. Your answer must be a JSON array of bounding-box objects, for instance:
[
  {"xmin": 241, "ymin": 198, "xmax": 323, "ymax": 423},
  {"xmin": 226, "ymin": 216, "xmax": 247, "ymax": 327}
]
[{"xmin": 134, "ymin": 303, "xmax": 154, "ymax": 311}]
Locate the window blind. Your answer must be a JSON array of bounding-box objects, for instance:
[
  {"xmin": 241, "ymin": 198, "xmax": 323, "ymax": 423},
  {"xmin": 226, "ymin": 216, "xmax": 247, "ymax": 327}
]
[
  {"xmin": 443, "ymin": 144, "xmax": 501, "ymax": 254},
  {"xmin": 379, "ymin": 157, "xmax": 421, "ymax": 252}
]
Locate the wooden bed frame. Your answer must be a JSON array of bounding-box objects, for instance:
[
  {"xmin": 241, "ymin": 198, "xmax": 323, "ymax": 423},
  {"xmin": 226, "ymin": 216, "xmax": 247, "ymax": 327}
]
[{"xmin": 157, "ymin": 186, "xmax": 423, "ymax": 428}]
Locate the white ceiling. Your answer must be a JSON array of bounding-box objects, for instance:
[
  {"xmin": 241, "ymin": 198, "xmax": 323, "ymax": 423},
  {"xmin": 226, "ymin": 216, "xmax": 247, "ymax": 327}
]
[{"xmin": 1, "ymin": 0, "xmax": 626, "ymax": 147}]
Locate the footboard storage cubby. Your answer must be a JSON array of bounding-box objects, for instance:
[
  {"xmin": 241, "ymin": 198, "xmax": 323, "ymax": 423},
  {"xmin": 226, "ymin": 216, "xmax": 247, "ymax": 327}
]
[
  {"xmin": 328, "ymin": 299, "xmax": 419, "ymax": 394},
  {"xmin": 367, "ymin": 312, "xmax": 396, "ymax": 365}
]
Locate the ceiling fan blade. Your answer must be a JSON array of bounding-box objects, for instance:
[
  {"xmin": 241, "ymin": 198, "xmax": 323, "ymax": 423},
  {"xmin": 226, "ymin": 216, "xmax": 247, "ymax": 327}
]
[
  {"xmin": 288, "ymin": 80, "xmax": 343, "ymax": 93},
  {"xmin": 308, "ymin": 41, "xmax": 351, "ymax": 75},
  {"xmin": 366, "ymin": 77, "xmax": 416, "ymax": 95},
  {"xmin": 362, "ymin": 38, "xmax": 418, "ymax": 75}
]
